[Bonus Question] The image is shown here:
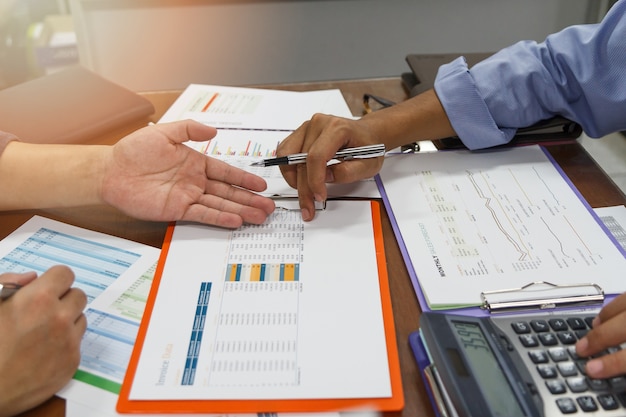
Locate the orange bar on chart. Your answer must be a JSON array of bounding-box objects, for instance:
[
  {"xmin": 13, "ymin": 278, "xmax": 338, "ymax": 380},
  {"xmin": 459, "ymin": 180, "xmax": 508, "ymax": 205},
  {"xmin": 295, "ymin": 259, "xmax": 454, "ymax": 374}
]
[
  {"xmin": 282, "ymin": 264, "xmax": 295, "ymax": 281},
  {"xmin": 250, "ymin": 264, "xmax": 261, "ymax": 281},
  {"xmin": 227, "ymin": 264, "xmax": 238, "ymax": 281},
  {"xmin": 201, "ymin": 93, "xmax": 219, "ymax": 112}
]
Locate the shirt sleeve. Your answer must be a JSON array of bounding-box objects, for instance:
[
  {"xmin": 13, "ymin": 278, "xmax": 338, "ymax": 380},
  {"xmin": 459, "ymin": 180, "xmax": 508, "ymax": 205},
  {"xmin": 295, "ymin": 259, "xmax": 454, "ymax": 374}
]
[{"xmin": 434, "ymin": 0, "xmax": 626, "ymax": 150}]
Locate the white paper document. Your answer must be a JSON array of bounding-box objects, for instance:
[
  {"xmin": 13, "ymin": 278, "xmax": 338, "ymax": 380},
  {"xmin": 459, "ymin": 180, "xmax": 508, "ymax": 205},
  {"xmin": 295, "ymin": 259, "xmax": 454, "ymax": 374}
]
[
  {"xmin": 0, "ymin": 216, "xmax": 161, "ymax": 411},
  {"xmin": 158, "ymin": 84, "xmax": 352, "ymax": 130},
  {"xmin": 125, "ymin": 200, "xmax": 392, "ymax": 403},
  {"xmin": 0, "ymin": 216, "xmax": 159, "ymax": 306},
  {"xmin": 158, "ymin": 84, "xmax": 380, "ymax": 199},
  {"xmin": 377, "ymin": 146, "xmax": 626, "ymax": 310}
]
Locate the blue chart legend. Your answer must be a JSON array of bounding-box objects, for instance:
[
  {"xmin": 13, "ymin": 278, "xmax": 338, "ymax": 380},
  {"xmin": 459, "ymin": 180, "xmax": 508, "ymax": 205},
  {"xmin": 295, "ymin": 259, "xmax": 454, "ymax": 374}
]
[{"xmin": 182, "ymin": 282, "xmax": 212, "ymax": 386}]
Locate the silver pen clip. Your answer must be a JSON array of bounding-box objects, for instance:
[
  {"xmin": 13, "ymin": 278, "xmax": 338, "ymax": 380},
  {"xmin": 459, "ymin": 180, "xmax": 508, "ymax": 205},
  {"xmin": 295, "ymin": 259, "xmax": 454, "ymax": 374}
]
[{"xmin": 332, "ymin": 144, "xmax": 386, "ymax": 161}]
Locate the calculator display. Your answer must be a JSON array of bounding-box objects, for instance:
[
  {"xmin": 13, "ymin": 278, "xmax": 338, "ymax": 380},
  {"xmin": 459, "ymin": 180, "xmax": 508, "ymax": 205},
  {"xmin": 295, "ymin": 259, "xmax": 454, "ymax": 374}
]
[{"xmin": 451, "ymin": 320, "xmax": 524, "ymax": 416}]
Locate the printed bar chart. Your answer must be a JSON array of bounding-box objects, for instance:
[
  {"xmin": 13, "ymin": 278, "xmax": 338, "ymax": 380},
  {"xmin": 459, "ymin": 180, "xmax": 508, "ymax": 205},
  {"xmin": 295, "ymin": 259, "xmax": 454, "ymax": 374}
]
[{"xmin": 225, "ymin": 263, "xmax": 300, "ymax": 282}]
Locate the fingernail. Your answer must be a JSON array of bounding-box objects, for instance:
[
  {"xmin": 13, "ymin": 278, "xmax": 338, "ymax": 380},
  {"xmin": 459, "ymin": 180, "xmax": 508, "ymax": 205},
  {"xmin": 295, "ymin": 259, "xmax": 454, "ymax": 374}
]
[
  {"xmin": 576, "ymin": 337, "xmax": 588, "ymax": 353},
  {"xmin": 314, "ymin": 193, "xmax": 323, "ymax": 202},
  {"xmin": 301, "ymin": 208, "xmax": 311, "ymax": 221},
  {"xmin": 592, "ymin": 316, "xmax": 601, "ymax": 327},
  {"xmin": 325, "ymin": 168, "xmax": 335, "ymax": 183},
  {"xmin": 586, "ymin": 359, "xmax": 604, "ymax": 375}
]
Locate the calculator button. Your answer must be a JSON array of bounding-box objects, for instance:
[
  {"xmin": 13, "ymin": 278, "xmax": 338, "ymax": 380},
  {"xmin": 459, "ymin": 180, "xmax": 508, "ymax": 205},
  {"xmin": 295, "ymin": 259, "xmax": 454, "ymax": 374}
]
[
  {"xmin": 556, "ymin": 397, "xmax": 577, "ymax": 414},
  {"xmin": 528, "ymin": 349, "xmax": 549, "ymax": 363},
  {"xmin": 575, "ymin": 359, "xmax": 588, "ymax": 375},
  {"xmin": 597, "ymin": 394, "xmax": 619, "ymax": 410},
  {"xmin": 584, "ymin": 317, "xmax": 595, "ymax": 328},
  {"xmin": 557, "ymin": 362, "xmax": 578, "ymax": 377},
  {"xmin": 608, "ymin": 376, "xmax": 626, "ymax": 390},
  {"xmin": 519, "ymin": 334, "xmax": 539, "ymax": 347},
  {"xmin": 615, "ymin": 391, "xmax": 626, "ymax": 407},
  {"xmin": 576, "ymin": 395, "xmax": 598, "ymax": 412},
  {"xmin": 575, "ymin": 329, "xmax": 589, "ymax": 339},
  {"xmin": 556, "ymin": 331, "xmax": 577, "ymax": 345},
  {"xmin": 567, "ymin": 346, "xmax": 581, "ymax": 360},
  {"xmin": 549, "ymin": 318, "xmax": 568, "ymax": 331},
  {"xmin": 545, "ymin": 379, "xmax": 567, "ymax": 394},
  {"xmin": 587, "ymin": 377, "xmax": 609, "ymax": 391},
  {"xmin": 548, "ymin": 347, "xmax": 568, "ymax": 362},
  {"xmin": 511, "ymin": 321, "xmax": 531, "ymax": 334},
  {"xmin": 566, "ymin": 376, "xmax": 588, "ymax": 393},
  {"xmin": 566, "ymin": 317, "xmax": 587, "ymax": 330},
  {"xmin": 530, "ymin": 319, "xmax": 549, "ymax": 332},
  {"xmin": 537, "ymin": 364, "xmax": 558, "ymax": 379},
  {"xmin": 538, "ymin": 333, "xmax": 559, "ymax": 346}
]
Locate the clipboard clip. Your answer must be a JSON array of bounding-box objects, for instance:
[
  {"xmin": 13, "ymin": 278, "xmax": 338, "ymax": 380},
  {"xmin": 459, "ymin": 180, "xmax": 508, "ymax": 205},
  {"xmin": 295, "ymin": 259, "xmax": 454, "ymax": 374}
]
[{"xmin": 480, "ymin": 281, "xmax": 604, "ymax": 314}]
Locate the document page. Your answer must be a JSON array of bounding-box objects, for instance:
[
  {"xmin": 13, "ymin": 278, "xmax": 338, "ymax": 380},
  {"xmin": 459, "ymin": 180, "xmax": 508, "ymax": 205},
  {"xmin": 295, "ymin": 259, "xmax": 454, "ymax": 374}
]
[
  {"xmin": 378, "ymin": 146, "xmax": 626, "ymax": 310},
  {"xmin": 0, "ymin": 216, "xmax": 160, "ymax": 395},
  {"xmin": 157, "ymin": 84, "xmax": 380, "ymax": 199},
  {"xmin": 158, "ymin": 84, "xmax": 352, "ymax": 130},
  {"xmin": 122, "ymin": 200, "xmax": 396, "ymax": 411}
]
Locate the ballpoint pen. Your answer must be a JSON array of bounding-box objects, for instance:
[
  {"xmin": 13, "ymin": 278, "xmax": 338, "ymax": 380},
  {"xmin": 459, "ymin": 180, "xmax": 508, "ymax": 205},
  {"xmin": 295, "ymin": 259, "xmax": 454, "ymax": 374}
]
[
  {"xmin": 0, "ymin": 282, "xmax": 21, "ymax": 301},
  {"xmin": 250, "ymin": 143, "xmax": 386, "ymax": 167}
]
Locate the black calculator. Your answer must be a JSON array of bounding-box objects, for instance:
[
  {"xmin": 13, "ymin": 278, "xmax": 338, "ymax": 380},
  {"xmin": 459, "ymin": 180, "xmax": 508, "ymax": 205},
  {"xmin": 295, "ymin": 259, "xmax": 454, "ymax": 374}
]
[{"xmin": 418, "ymin": 310, "xmax": 626, "ymax": 417}]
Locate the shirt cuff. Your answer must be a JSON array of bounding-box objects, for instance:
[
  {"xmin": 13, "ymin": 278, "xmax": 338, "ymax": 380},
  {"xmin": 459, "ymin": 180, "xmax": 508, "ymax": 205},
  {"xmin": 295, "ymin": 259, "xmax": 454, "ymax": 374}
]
[{"xmin": 434, "ymin": 57, "xmax": 516, "ymax": 150}]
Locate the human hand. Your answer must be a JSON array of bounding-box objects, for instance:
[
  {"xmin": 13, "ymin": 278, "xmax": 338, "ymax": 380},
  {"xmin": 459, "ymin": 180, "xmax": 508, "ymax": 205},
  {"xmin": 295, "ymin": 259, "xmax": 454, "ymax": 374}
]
[
  {"xmin": 0, "ymin": 266, "xmax": 87, "ymax": 417},
  {"xmin": 0, "ymin": 271, "xmax": 36, "ymax": 298},
  {"xmin": 276, "ymin": 114, "xmax": 384, "ymax": 221},
  {"xmin": 100, "ymin": 120, "xmax": 275, "ymax": 228},
  {"xmin": 575, "ymin": 293, "xmax": 626, "ymax": 378}
]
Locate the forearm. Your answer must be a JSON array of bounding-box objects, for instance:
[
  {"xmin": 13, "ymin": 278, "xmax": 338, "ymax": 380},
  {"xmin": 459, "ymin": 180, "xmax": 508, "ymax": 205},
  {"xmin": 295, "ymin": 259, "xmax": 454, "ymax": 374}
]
[
  {"xmin": 359, "ymin": 89, "xmax": 456, "ymax": 149},
  {"xmin": 0, "ymin": 141, "xmax": 109, "ymax": 210}
]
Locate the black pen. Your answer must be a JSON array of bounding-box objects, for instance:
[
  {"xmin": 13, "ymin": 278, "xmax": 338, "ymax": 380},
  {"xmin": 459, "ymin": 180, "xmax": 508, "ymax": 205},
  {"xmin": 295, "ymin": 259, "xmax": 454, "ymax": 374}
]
[
  {"xmin": 250, "ymin": 144, "xmax": 386, "ymax": 167},
  {"xmin": 0, "ymin": 282, "xmax": 21, "ymax": 301}
]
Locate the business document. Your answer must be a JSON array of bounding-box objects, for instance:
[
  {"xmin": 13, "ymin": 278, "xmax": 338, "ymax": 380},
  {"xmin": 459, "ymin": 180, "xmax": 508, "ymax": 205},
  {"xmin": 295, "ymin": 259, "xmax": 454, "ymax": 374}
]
[
  {"xmin": 118, "ymin": 200, "xmax": 402, "ymax": 413},
  {"xmin": 378, "ymin": 146, "xmax": 626, "ymax": 311},
  {"xmin": 157, "ymin": 84, "xmax": 380, "ymax": 199}
]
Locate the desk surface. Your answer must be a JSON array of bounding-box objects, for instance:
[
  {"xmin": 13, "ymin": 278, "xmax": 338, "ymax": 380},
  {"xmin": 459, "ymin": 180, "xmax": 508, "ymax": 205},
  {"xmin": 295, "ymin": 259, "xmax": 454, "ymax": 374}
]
[{"xmin": 11, "ymin": 77, "xmax": 626, "ymax": 417}]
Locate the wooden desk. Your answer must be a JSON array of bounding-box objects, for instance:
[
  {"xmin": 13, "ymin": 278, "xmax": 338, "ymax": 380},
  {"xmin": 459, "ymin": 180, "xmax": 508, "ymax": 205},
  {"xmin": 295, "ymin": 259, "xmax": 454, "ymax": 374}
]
[{"xmin": 11, "ymin": 78, "xmax": 626, "ymax": 417}]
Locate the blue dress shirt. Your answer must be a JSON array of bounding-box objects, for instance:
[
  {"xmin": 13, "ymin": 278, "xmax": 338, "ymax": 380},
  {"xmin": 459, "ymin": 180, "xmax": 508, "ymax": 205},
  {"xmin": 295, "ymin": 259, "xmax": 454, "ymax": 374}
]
[{"xmin": 434, "ymin": 0, "xmax": 626, "ymax": 150}]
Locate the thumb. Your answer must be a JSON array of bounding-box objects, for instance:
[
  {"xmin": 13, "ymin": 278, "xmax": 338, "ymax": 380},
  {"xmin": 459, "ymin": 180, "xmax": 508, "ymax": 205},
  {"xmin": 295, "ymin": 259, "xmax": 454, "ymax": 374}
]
[{"xmin": 157, "ymin": 120, "xmax": 218, "ymax": 144}]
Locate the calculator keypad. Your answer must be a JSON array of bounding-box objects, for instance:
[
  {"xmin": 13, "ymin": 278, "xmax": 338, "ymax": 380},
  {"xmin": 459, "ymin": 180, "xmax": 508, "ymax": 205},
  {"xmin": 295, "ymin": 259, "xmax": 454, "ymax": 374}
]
[{"xmin": 502, "ymin": 315, "xmax": 626, "ymax": 415}]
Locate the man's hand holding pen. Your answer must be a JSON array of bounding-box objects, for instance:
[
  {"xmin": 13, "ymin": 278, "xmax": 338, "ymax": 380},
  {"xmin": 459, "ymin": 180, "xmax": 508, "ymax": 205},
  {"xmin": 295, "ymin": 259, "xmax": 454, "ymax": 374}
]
[
  {"xmin": 0, "ymin": 267, "xmax": 87, "ymax": 416},
  {"xmin": 276, "ymin": 114, "xmax": 385, "ymax": 221}
]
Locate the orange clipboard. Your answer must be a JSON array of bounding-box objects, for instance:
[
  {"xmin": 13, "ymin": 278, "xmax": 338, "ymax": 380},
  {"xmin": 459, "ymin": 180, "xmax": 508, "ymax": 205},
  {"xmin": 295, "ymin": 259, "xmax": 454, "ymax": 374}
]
[{"xmin": 117, "ymin": 201, "xmax": 403, "ymax": 413}]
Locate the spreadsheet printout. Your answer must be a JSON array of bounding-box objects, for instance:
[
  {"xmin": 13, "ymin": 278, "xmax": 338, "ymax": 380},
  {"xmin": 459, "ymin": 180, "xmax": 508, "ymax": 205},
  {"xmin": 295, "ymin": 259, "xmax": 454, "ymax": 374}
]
[
  {"xmin": 0, "ymin": 216, "xmax": 160, "ymax": 395},
  {"xmin": 126, "ymin": 200, "xmax": 392, "ymax": 402}
]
